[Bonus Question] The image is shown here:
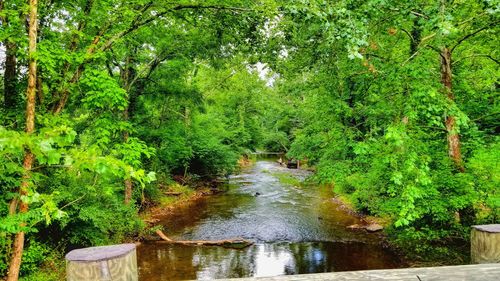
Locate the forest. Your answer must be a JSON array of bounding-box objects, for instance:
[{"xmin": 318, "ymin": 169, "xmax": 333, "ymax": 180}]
[{"xmin": 0, "ymin": 0, "xmax": 498, "ymax": 280}]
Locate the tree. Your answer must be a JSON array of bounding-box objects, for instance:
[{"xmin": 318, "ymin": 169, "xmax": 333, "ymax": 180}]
[
  {"xmin": 268, "ymin": 0, "xmax": 499, "ymax": 258},
  {"xmin": 6, "ymin": 0, "xmax": 38, "ymax": 279}
]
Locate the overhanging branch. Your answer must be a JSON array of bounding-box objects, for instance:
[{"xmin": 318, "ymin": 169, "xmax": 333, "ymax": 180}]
[
  {"xmin": 453, "ymin": 54, "xmax": 500, "ymax": 65},
  {"xmin": 451, "ymin": 20, "xmax": 499, "ymax": 54},
  {"xmin": 171, "ymin": 4, "xmax": 252, "ymax": 12}
]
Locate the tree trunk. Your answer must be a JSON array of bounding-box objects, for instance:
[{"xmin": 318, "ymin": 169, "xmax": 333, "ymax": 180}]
[
  {"xmin": 409, "ymin": 17, "xmax": 421, "ymax": 56},
  {"xmin": 6, "ymin": 153, "xmax": 34, "ymax": 281},
  {"xmin": 121, "ymin": 53, "xmax": 135, "ymax": 205},
  {"xmin": 124, "ymin": 178, "xmax": 133, "ymax": 204},
  {"xmin": 36, "ymin": 71, "xmax": 43, "ymax": 105},
  {"xmin": 4, "ymin": 41, "xmax": 17, "ymax": 109},
  {"xmin": 0, "ymin": 0, "xmax": 18, "ymax": 109},
  {"xmin": 401, "ymin": 18, "xmax": 421, "ymax": 125},
  {"xmin": 440, "ymin": 47, "xmax": 464, "ymax": 172},
  {"xmin": 52, "ymin": 34, "xmax": 102, "ymax": 114},
  {"xmin": 123, "ymin": 112, "xmax": 132, "ymax": 205},
  {"xmin": 6, "ymin": 0, "xmax": 37, "ymax": 280}
]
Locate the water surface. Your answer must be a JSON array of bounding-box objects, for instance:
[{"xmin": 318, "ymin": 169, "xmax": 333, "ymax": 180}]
[{"xmin": 138, "ymin": 160, "xmax": 404, "ymax": 280}]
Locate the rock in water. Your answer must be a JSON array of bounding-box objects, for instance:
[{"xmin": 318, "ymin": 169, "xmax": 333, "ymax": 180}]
[
  {"xmin": 347, "ymin": 224, "xmax": 364, "ymax": 230},
  {"xmin": 366, "ymin": 223, "xmax": 383, "ymax": 232}
]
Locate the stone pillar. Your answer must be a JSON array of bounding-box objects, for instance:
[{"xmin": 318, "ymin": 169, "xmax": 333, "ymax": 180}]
[
  {"xmin": 471, "ymin": 224, "xmax": 500, "ymax": 264},
  {"xmin": 66, "ymin": 244, "xmax": 138, "ymax": 281}
]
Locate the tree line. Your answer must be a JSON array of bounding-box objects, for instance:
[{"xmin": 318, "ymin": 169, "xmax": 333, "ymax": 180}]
[{"xmin": 0, "ymin": 0, "xmax": 498, "ymax": 280}]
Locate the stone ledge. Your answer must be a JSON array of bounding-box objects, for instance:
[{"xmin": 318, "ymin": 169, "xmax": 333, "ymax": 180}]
[{"xmin": 216, "ymin": 263, "xmax": 500, "ymax": 281}]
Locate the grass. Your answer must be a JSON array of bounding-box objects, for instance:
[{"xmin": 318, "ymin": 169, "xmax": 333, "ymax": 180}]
[{"xmin": 151, "ymin": 182, "xmax": 195, "ymax": 205}]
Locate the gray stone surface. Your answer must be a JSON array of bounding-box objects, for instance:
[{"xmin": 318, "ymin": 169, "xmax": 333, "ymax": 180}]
[
  {"xmin": 66, "ymin": 243, "xmax": 136, "ymax": 262},
  {"xmin": 366, "ymin": 224, "xmax": 383, "ymax": 232},
  {"xmin": 473, "ymin": 224, "xmax": 500, "ymax": 233},
  {"xmin": 215, "ymin": 264, "xmax": 500, "ymax": 281}
]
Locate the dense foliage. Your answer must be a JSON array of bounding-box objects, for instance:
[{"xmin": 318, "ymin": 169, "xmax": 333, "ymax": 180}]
[
  {"xmin": 0, "ymin": 1, "xmax": 275, "ymax": 279},
  {"xmin": 271, "ymin": 0, "xmax": 499, "ymax": 260},
  {"xmin": 0, "ymin": 0, "xmax": 498, "ymax": 279}
]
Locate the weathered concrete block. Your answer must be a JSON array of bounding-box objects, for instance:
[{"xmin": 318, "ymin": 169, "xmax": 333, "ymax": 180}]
[
  {"xmin": 471, "ymin": 224, "xmax": 500, "ymax": 264},
  {"xmin": 217, "ymin": 264, "xmax": 500, "ymax": 281},
  {"xmin": 66, "ymin": 243, "xmax": 138, "ymax": 281}
]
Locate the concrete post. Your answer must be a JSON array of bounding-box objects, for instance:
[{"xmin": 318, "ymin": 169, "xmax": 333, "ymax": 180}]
[
  {"xmin": 471, "ymin": 224, "xmax": 500, "ymax": 264},
  {"xmin": 66, "ymin": 244, "xmax": 138, "ymax": 281}
]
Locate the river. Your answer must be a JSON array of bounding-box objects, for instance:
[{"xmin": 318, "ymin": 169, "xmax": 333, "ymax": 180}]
[{"xmin": 137, "ymin": 159, "xmax": 405, "ymax": 280}]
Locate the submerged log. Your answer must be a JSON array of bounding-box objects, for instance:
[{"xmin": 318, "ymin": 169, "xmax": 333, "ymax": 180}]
[
  {"xmin": 155, "ymin": 230, "xmax": 253, "ymax": 249},
  {"xmin": 471, "ymin": 224, "xmax": 500, "ymax": 264}
]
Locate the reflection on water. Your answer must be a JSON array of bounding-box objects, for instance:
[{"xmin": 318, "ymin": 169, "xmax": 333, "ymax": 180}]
[
  {"xmin": 138, "ymin": 159, "xmax": 404, "ymax": 280},
  {"xmin": 138, "ymin": 242, "xmax": 401, "ymax": 280}
]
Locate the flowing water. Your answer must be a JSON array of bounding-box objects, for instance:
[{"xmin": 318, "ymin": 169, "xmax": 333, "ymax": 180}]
[{"xmin": 137, "ymin": 159, "xmax": 405, "ymax": 280}]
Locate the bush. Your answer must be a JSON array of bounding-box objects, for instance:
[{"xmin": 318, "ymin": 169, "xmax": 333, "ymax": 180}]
[{"xmin": 20, "ymin": 240, "xmax": 50, "ymax": 275}]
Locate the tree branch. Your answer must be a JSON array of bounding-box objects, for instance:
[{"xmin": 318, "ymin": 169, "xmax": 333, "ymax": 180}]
[
  {"xmin": 52, "ymin": 2, "xmax": 253, "ymax": 114},
  {"xmin": 451, "ymin": 20, "xmax": 499, "ymax": 54},
  {"xmin": 419, "ymin": 33, "xmax": 436, "ymax": 45},
  {"xmin": 471, "ymin": 112, "xmax": 500, "ymax": 122},
  {"xmin": 457, "ymin": 12, "xmax": 487, "ymax": 26},
  {"xmin": 410, "ymin": 10, "xmax": 428, "ymax": 19},
  {"xmin": 171, "ymin": 4, "xmax": 251, "ymax": 12},
  {"xmin": 426, "ymin": 45, "xmax": 446, "ymax": 60},
  {"xmin": 401, "ymin": 28, "xmax": 414, "ymax": 42},
  {"xmin": 401, "ymin": 51, "xmax": 420, "ymax": 66},
  {"xmin": 100, "ymin": 4, "xmax": 252, "ymax": 52},
  {"xmin": 128, "ymin": 51, "xmax": 176, "ymax": 89},
  {"xmin": 453, "ymin": 54, "xmax": 500, "ymax": 65},
  {"xmin": 365, "ymin": 53, "xmax": 386, "ymax": 60}
]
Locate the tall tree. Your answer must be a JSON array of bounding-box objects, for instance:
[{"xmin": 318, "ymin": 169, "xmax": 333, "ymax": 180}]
[
  {"xmin": 6, "ymin": 0, "xmax": 37, "ymax": 279},
  {"xmin": 0, "ymin": 0, "xmax": 18, "ymax": 110}
]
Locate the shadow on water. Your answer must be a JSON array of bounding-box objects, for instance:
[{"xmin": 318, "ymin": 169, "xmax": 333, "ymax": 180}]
[{"xmin": 138, "ymin": 159, "xmax": 405, "ymax": 280}]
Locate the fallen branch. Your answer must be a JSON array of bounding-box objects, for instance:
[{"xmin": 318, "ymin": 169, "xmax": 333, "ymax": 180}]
[
  {"xmin": 156, "ymin": 230, "xmax": 173, "ymax": 241},
  {"xmin": 164, "ymin": 192, "xmax": 183, "ymax": 196},
  {"xmin": 155, "ymin": 230, "xmax": 253, "ymax": 249}
]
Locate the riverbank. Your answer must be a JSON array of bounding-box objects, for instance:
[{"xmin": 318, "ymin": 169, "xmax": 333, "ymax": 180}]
[
  {"xmin": 271, "ymin": 169, "xmax": 390, "ymax": 235},
  {"xmin": 138, "ymin": 182, "xmax": 225, "ymax": 240},
  {"xmin": 269, "ymin": 165, "xmax": 458, "ymax": 267},
  {"xmin": 139, "ymin": 156, "xmax": 255, "ymax": 236},
  {"xmin": 309, "ymin": 182, "xmax": 470, "ymax": 267}
]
